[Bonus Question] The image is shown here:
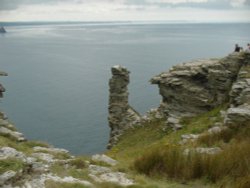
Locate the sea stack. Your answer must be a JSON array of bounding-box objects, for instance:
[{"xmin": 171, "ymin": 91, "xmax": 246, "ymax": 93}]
[
  {"xmin": 108, "ymin": 65, "xmax": 141, "ymax": 149},
  {"xmin": 0, "ymin": 26, "xmax": 6, "ymax": 33}
]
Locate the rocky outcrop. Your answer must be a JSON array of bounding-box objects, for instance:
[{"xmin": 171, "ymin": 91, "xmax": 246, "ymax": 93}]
[
  {"xmin": 0, "ymin": 71, "xmax": 7, "ymax": 98},
  {"xmin": 151, "ymin": 53, "xmax": 244, "ymax": 118},
  {"xmin": 108, "ymin": 65, "xmax": 141, "ymax": 149},
  {"xmin": 224, "ymin": 53, "xmax": 250, "ymax": 127},
  {"xmin": 0, "ymin": 26, "xmax": 6, "ymax": 33}
]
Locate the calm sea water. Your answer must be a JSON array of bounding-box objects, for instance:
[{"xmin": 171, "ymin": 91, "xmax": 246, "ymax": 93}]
[{"xmin": 0, "ymin": 22, "xmax": 249, "ymax": 155}]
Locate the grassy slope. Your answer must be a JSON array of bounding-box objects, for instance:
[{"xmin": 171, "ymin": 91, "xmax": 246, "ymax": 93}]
[
  {"xmin": 106, "ymin": 106, "xmax": 225, "ymax": 188},
  {"xmin": 105, "ymin": 60, "xmax": 250, "ymax": 188}
]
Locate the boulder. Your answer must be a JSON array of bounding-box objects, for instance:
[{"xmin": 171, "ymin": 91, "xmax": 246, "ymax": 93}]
[{"xmin": 224, "ymin": 106, "xmax": 250, "ymax": 126}]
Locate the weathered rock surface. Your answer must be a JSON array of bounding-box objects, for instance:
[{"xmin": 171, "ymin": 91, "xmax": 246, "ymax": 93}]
[
  {"xmin": 151, "ymin": 53, "xmax": 243, "ymax": 117},
  {"xmin": 0, "ymin": 126, "xmax": 26, "ymax": 141},
  {"xmin": 108, "ymin": 65, "xmax": 141, "ymax": 148},
  {"xmin": 33, "ymin": 146, "xmax": 69, "ymax": 154},
  {"xmin": 88, "ymin": 164, "xmax": 134, "ymax": 186},
  {"xmin": 0, "ymin": 171, "xmax": 16, "ymax": 186},
  {"xmin": 91, "ymin": 154, "xmax": 117, "ymax": 166},
  {"xmin": 224, "ymin": 53, "xmax": 250, "ymax": 127},
  {"xmin": 0, "ymin": 147, "xmax": 26, "ymax": 161}
]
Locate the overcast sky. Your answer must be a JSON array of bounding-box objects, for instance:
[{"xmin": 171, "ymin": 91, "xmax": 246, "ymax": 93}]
[{"xmin": 0, "ymin": 0, "xmax": 250, "ymax": 22}]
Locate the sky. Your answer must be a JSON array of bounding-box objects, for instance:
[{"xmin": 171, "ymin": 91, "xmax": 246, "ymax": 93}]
[{"xmin": 0, "ymin": 0, "xmax": 250, "ymax": 22}]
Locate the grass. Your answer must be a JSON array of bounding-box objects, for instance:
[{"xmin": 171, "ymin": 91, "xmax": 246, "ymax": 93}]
[
  {"xmin": 133, "ymin": 122, "xmax": 250, "ymax": 188},
  {"xmin": 45, "ymin": 180, "xmax": 89, "ymax": 188},
  {"xmin": 50, "ymin": 161, "xmax": 91, "ymax": 181},
  {"xmin": 0, "ymin": 159, "xmax": 25, "ymax": 174},
  {"xmin": 105, "ymin": 105, "xmax": 226, "ymax": 187}
]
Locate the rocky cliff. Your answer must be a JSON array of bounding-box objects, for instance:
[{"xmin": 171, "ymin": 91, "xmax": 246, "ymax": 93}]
[
  {"xmin": 149, "ymin": 52, "xmax": 250, "ymax": 129},
  {"xmin": 107, "ymin": 52, "xmax": 250, "ymax": 147},
  {"xmin": 151, "ymin": 53, "xmax": 243, "ymax": 117},
  {"xmin": 1, "ymin": 52, "xmax": 250, "ymax": 187}
]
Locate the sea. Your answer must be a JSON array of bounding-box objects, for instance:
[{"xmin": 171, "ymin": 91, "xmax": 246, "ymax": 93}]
[{"xmin": 0, "ymin": 22, "xmax": 249, "ymax": 155}]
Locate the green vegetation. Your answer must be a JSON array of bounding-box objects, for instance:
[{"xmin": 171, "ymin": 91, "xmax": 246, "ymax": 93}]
[
  {"xmin": 107, "ymin": 105, "xmax": 250, "ymax": 187},
  {"xmin": 0, "ymin": 159, "xmax": 25, "ymax": 174},
  {"xmin": 45, "ymin": 180, "xmax": 89, "ymax": 188}
]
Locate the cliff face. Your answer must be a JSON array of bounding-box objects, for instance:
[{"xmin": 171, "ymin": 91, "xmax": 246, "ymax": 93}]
[
  {"xmin": 107, "ymin": 53, "xmax": 250, "ymax": 147},
  {"xmin": 151, "ymin": 53, "xmax": 244, "ymax": 118},
  {"xmin": 108, "ymin": 65, "xmax": 141, "ymax": 149},
  {"xmin": 225, "ymin": 53, "xmax": 250, "ymax": 126}
]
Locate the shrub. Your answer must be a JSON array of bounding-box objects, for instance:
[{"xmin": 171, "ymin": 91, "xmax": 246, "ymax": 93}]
[{"xmin": 69, "ymin": 158, "xmax": 86, "ymax": 169}]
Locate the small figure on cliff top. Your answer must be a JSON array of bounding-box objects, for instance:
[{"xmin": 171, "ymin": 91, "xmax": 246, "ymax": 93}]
[
  {"xmin": 245, "ymin": 43, "xmax": 250, "ymax": 53},
  {"xmin": 234, "ymin": 44, "xmax": 241, "ymax": 52}
]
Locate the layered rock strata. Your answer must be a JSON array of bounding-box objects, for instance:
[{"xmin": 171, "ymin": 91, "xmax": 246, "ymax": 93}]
[
  {"xmin": 151, "ymin": 53, "xmax": 244, "ymax": 118},
  {"xmin": 108, "ymin": 65, "xmax": 141, "ymax": 149},
  {"xmin": 224, "ymin": 52, "xmax": 250, "ymax": 126}
]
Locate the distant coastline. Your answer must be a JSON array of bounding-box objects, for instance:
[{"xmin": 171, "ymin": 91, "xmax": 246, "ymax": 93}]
[{"xmin": 1, "ymin": 21, "xmax": 250, "ymax": 27}]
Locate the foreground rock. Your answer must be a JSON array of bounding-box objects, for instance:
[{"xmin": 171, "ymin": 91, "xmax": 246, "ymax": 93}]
[
  {"xmin": 88, "ymin": 164, "xmax": 134, "ymax": 186},
  {"xmin": 108, "ymin": 65, "xmax": 141, "ymax": 148},
  {"xmin": 91, "ymin": 154, "xmax": 117, "ymax": 166}
]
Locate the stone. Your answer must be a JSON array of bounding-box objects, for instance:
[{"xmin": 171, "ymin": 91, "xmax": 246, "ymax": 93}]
[
  {"xmin": 0, "ymin": 171, "xmax": 16, "ymax": 186},
  {"xmin": 22, "ymin": 173, "xmax": 93, "ymax": 188},
  {"xmin": 195, "ymin": 147, "xmax": 222, "ymax": 155},
  {"xmin": 88, "ymin": 165, "xmax": 134, "ymax": 186},
  {"xmin": 108, "ymin": 65, "xmax": 141, "ymax": 148},
  {"xmin": 88, "ymin": 165, "xmax": 111, "ymax": 175},
  {"xmin": 181, "ymin": 134, "xmax": 199, "ymax": 140},
  {"xmin": 33, "ymin": 146, "xmax": 69, "ymax": 154},
  {"xmin": 166, "ymin": 116, "xmax": 183, "ymax": 130},
  {"xmin": 45, "ymin": 174, "xmax": 93, "ymax": 187},
  {"xmin": 91, "ymin": 154, "xmax": 117, "ymax": 166},
  {"xmin": 0, "ymin": 126, "xmax": 26, "ymax": 141},
  {"xmin": 208, "ymin": 126, "xmax": 224, "ymax": 134},
  {"xmin": 99, "ymin": 172, "xmax": 134, "ymax": 186},
  {"xmin": 224, "ymin": 106, "xmax": 250, "ymax": 126},
  {"xmin": 32, "ymin": 153, "xmax": 55, "ymax": 163},
  {"xmin": 0, "ymin": 147, "xmax": 26, "ymax": 161}
]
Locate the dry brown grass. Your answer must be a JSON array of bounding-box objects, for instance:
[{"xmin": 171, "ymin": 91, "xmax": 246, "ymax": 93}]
[{"xmin": 134, "ymin": 124, "xmax": 250, "ymax": 187}]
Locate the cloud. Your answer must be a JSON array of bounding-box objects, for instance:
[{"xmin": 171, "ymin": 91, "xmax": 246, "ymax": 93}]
[
  {"xmin": 0, "ymin": 0, "xmax": 249, "ymax": 22},
  {"xmin": 230, "ymin": 0, "xmax": 248, "ymax": 7},
  {"xmin": 146, "ymin": 0, "xmax": 208, "ymax": 4}
]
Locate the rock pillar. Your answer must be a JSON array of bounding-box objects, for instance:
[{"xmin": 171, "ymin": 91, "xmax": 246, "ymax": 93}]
[{"xmin": 108, "ymin": 65, "xmax": 140, "ymax": 149}]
